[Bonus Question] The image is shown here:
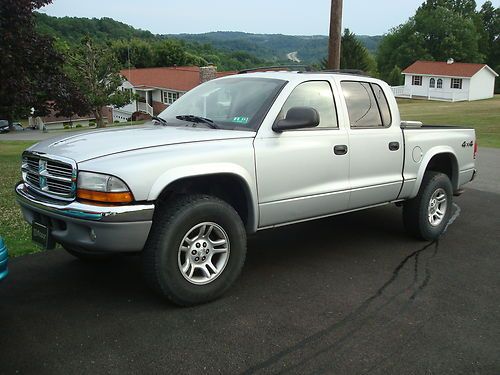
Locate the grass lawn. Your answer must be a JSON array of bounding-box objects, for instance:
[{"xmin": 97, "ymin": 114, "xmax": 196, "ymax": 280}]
[
  {"xmin": 0, "ymin": 141, "xmax": 38, "ymax": 257},
  {"xmin": 398, "ymin": 95, "xmax": 500, "ymax": 148}
]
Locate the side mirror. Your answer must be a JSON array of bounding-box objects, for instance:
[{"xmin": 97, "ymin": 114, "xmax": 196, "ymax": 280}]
[{"xmin": 272, "ymin": 106, "xmax": 320, "ymax": 132}]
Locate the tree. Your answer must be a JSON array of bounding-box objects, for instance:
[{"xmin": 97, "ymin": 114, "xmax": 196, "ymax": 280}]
[
  {"xmin": 479, "ymin": 1, "xmax": 500, "ymax": 67},
  {"xmin": 387, "ymin": 66, "xmax": 404, "ymax": 86},
  {"xmin": 419, "ymin": 0, "xmax": 477, "ymax": 17},
  {"xmin": 377, "ymin": 1, "xmax": 484, "ymax": 81},
  {"xmin": 0, "ymin": 0, "xmax": 83, "ymax": 124},
  {"xmin": 320, "ymin": 29, "xmax": 377, "ymax": 75},
  {"xmin": 339, "ymin": 29, "xmax": 377, "ymax": 74},
  {"xmin": 112, "ymin": 38, "xmax": 154, "ymax": 68},
  {"xmin": 65, "ymin": 37, "xmax": 131, "ymax": 128},
  {"xmin": 153, "ymin": 39, "xmax": 188, "ymax": 67}
]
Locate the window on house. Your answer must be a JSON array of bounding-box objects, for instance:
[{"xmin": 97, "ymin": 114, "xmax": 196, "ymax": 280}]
[
  {"xmin": 437, "ymin": 79, "xmax": 443, "ymax": 89},
  {"xmin": 162, "ymin": 91, "xmax": 180, "ymax": 105},
  {"xmin": 277, "ymin": 81, "xmax": 338, "ymax": 129},
  {"xmin": 430, "ymin": 78, "xmax": 435, "ymax": 88},
  {"xmin": 451, "ymin": 78, "xmax": 462, "ymax": 89},
  {"xmin": 412, "ymin": 76, "xmax": 422, "ymax": 86},
  {"xmin": 341, "ymin": 81, "xmax": 392, "ymax": 128}
]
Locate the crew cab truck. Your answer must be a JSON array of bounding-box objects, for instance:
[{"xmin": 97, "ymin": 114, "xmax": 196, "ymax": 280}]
[{"xmin": 15, "ymin": 71, "xmax": 477, "ymax": 305}]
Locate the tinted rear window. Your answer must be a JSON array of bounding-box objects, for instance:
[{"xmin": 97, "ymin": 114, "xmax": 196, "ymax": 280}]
[{"xmin": 341, "ymin": 81, "xmax": 392, "ymax": 128}]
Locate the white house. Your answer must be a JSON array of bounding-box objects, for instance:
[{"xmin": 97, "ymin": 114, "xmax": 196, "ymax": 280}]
[
  {"xmin": 392, "ymin": 60, "xmax": 498, "ymax": 102},
  {"xmin": 112, "ymin": 66, "xmax": 234, "ymax": 122}
]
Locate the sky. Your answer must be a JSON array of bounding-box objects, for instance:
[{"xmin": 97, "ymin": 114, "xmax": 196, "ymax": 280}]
[{"xmin": 40, "ymin": 0, "xmax": 500, "ymax": 36}]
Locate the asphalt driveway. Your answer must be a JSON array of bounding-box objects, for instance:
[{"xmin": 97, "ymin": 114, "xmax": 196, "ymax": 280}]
[
  {"xmin": 1, "ymin": 147, "xmax": 499, "ymax": 374},
  {"xmin": 0, "ymin": 185, "xmax": 499, "ymax": 374}
]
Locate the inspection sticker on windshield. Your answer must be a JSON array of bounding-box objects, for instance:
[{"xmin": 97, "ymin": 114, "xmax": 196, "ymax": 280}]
[{"xmin": 232, "ymin": 116, "xmax": 249, "ymax": 124}]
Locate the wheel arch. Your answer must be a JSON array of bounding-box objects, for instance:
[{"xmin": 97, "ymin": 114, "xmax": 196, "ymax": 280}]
[
  {"xmin": 411, "ymin": 147, "xmax": 459, "ymax": 198},
  {"xmin": 148, "ymin": 164, "xmax": 258, "ymax": 233}
]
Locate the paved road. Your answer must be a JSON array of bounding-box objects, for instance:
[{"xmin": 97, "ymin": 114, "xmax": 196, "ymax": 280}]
[
  {"xmin": 1, "ymin": 186, "xmax": 499, "ymax": 374},
  {"xmin": 0, "ymin": 123, "xmax": 142, "ymax": 142},
  {"xmin": 0, "ymin": 128, "xmax": 94, "ymax": 141},
  {"xmin": 469, "ymin": 147, "xmax": 500, "ymax": 194}
]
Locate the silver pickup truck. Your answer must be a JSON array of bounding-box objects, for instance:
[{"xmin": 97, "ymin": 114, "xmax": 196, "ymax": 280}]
[{"xmin": 16, "ymin": 71, "xmax": 477, "ymax": 305}]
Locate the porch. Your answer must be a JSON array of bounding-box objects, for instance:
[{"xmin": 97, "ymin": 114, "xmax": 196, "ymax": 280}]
[
  {"xmin": 391, "ymin": 86, "xmax": 468, "ymax": 102},
  {"xmin": 135, "ymin": 88, "xmax": 155, "ymax": 116}
]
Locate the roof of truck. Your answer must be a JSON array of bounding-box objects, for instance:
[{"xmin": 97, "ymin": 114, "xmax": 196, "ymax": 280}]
[{"xmin": 221, "ymin": 70, "xmax": 380, "ymax": 84}]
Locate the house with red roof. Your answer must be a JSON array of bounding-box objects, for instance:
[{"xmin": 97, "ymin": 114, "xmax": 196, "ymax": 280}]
[
  {"xmin": 392, "ymin": 59, "xmax": 498, "ymax": 102},
  {"xmin": 111, "ymin": 66, "xmax": 235, "ymax": 122}
]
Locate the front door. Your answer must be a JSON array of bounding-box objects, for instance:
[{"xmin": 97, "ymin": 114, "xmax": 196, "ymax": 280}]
[{"xmin": 254, "ymin": 80, "xmax": 350, "ymax": 227}]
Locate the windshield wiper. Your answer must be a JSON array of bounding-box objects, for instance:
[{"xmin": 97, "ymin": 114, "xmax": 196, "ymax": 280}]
[
  {"xmin": 152, "ymin": 116, "xmax": 168, "ymax": 126},
  {"xmin": 176, "ymin": 115, "xmax": 219, "ymax": 129}
]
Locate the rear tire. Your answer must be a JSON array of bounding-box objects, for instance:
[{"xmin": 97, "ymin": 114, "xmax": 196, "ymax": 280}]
[
  {"xmin": 403, "ymin": 171, "xmax": 453, "ymax": 241},
  {"xmin": 142, "ymin": 194, "xmax": 247, "ymax": 306}
]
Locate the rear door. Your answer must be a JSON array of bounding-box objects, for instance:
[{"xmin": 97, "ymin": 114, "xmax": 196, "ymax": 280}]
[
  {"xmin": 339, "ymin": 80, "xmax": 404, "ymax": 209},
  {"xmin": 254, "ymin": 80, "xmax": 350, "ymax": 227}
]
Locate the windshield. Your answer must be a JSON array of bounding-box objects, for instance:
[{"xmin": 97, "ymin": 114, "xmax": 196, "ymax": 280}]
[{"xmin": 158, "ymin": 77, "xmax": 287, "ymax": 131}]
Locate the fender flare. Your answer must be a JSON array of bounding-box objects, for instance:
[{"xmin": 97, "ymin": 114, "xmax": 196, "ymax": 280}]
[
  {"xmin": 148, "ymin": 163, "xmax": 259, "ymax": 232},
  {"xmin": 409, "ymin": 146, "xmax": 459, "ymax": 198}
]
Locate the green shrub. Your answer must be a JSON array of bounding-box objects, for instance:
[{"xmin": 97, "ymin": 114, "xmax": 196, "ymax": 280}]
[{"xmin": 75, "ymin": 124, "xmax": 82, "ymax": 128}]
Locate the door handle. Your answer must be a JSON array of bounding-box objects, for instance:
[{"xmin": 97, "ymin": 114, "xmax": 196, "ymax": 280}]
[
  {"xmin": 334, "ymin": 145, "xmax": 348, "ymax": 155},
  {"xmin": 389, "ymin": 142, "xmax": 400, "ymax": 151}
]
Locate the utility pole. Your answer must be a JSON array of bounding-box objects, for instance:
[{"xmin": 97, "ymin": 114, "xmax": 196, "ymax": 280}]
[{"xmin": 327, "ymin": 0, "xmax": 343, "ymax": 69}]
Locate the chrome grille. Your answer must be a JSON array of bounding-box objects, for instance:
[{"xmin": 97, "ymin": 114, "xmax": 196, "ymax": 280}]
[{"xmin": 21, "ymin": 152, "xmax": 77, "ymax": 200}]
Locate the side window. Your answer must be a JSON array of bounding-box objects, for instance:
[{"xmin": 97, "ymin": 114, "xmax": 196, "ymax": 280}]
[
  {"xmin": 278, "ymin": 81, "xmax": 338, "ymax": 128},
  {"xmin": 341, "ymin": 81, "xmax": 383, "ymax": 127},
  {"xmin": 371, "ymin": 83, "xmax": 392, "ymax": 126}
]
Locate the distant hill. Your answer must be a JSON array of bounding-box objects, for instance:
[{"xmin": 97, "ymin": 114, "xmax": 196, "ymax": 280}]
[
  {"xmin": 35, "ymin": 13, "xmax": 382, "ymax": 64},
  {"xmin": 35, "ymin": 12, "xmax": 157, "ymax": 43},
  {"xmin": 168, "ymin": 32, "xmax": 382, "ymax": 63}
]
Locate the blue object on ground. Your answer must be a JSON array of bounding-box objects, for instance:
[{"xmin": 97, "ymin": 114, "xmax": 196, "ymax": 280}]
[{"xmin": 0, "ymin": 237, "xmax": 9, "ymax": 281}]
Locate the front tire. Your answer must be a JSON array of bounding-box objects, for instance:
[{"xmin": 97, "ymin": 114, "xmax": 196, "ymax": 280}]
[
  {"xmin": 142, "ymin": 194, "xmax": 247, "ymax": 306},
  {"xmin": 403, "ymin": 171, "xmax": 453, "ymax": 241}
]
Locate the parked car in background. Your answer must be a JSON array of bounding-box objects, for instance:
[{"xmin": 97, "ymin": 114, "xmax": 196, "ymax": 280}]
[
  {"xmin": 0, "ymin": 120, "xmax": 24, "ymax": 134},
  {"xmin": 15, "ymin": 70, "xmax": 477, "ymax": 305},
  {"xmin": 0, "ymin": 237, "xmax": 8, "ymax": 281},
  {"xmin": 0, "ymin": 120, "xmax": 9, "ymax": 133}
]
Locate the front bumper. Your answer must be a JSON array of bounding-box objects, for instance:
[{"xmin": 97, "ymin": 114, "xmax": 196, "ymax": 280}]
[{"xmin": 15, "ymin": 183, "xmax": 155, "ymax": 253}]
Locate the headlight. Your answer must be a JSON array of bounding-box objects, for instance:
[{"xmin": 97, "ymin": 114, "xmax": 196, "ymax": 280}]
[{"xmin": 77, "ymin": 172, "xmax": 133, "ymax": 204}]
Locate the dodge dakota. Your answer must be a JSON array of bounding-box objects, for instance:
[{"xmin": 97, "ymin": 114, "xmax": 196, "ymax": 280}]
[{"xmin": 16, "ymin": 71, "xmax": 477, "ymax": 305}]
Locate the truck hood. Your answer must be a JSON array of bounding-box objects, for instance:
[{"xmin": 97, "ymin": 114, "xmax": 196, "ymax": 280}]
[{"xmin": 28, "ymin": 124, "xmax": 256, "ymax": 162}]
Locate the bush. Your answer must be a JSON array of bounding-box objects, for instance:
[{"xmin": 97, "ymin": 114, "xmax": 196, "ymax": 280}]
[
  {"xmin": 63, "ymin": 124, "xmax": 70, "ymax": 129},
  {"xmin": 114, "ymin": 120, "xmax": 119, "ymax": 123},
  {"xmin": 89, "ymin": 121, "xmax": 96, "ymax": 127},
  {"xmin": 75, "ymin": 124, "xmax": 82, "ymax": 128}
]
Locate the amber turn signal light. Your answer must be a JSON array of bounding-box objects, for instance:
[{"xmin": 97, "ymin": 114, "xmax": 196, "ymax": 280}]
[{"xmin": 77, "ymin": 189, "xmax": 134, "ymax": 204}]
